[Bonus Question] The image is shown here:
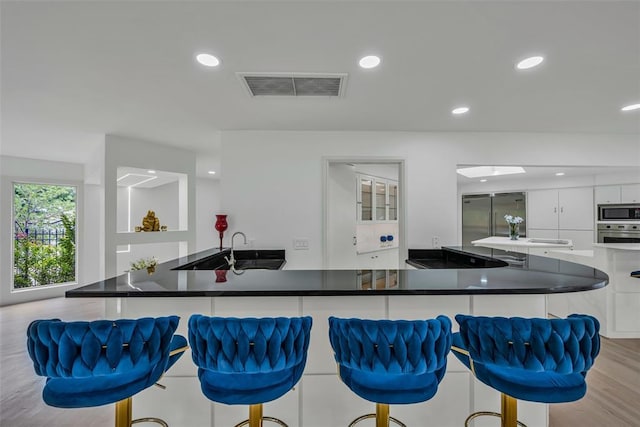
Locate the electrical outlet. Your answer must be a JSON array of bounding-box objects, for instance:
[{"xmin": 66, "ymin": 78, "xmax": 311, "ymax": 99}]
[
  {"xmin": 247, "ymin": 239, "xmax": 256, "ymax": 248},
  {"xmin": 293, "ymin": 239, "xmax": 309, "ymax": 250},
  {"xmin": 432, "ymin": 236, "xmax": 441, "ymax": 249}
]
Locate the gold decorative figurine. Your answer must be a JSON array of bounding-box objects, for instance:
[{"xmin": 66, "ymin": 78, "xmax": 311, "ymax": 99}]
[{"xmin": 142, "ymin": 210, "xmax": 160, "ymax": 232}]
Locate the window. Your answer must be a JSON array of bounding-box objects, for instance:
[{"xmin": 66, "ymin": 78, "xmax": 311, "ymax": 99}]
[{"xmin": 13, "ymin": 183, "xmax": 77, "ymax": 289}]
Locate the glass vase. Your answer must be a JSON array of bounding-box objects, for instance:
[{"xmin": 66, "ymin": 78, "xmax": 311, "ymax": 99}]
[{"xmin": 509, "ymin": 223, "xmax": 520, "ymax": 240}]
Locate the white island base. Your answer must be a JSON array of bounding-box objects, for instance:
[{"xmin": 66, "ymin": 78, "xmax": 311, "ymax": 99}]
[
  {"xmin": 473, "ymin": 237, "xmax": 640, "ymax": 339},
  {"xmin": 105, "ymin": 294, "xmax": 549, "ymax": 427},
  {"xmin": 546, "ymin": 244, "xmax": 640, "ymax": 339}
]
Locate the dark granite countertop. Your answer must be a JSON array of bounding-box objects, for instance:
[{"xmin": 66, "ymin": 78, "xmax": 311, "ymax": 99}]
[{"xmin": 66, "ymin": 246, "xmax": 608, "ymax": 298}]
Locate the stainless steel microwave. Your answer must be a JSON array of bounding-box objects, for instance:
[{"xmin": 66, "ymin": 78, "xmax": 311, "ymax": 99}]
[{"xmin": 598, "ymin": 204, "xmax": 640, "ymax": 221}]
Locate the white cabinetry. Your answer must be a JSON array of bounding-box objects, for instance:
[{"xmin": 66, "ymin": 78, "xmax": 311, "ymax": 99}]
[
  {"xmin": 621, "ymin": 184, "xmax": 640, "ymax": 203},
  {"xmin": 528, "ymin": 187, "xmax": 594, "ymax": 250},
  {"xmin": 528, "ymin": 187, "xmax": 593, "ymax": 230},
  {"xmin": 357, "ymin": 248, "xmax": 399, "ymax": 269},
  {"xmin": 527, "ymin": 189, "xmax": 559, "ymax": 229},
  {"xmin": 594, "ymin": 184, "xmax": 640, "ymax": 204},
  {"xmin": 594, "ymin": 185, "xmax": 621, "ymax": 205},
  {"xmin": 357, "ymin": 174, "xmax": 398, "ymax": 223},
  {"xmin": 558, "ymin": 187, "xmax": 594, "ymax": 229}
]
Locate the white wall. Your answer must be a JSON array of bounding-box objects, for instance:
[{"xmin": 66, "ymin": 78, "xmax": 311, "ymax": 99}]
[
  {"xmin": 131, "ymin": 182, "xmax": 180, "ymax": 231},
  {"xmin": 221, "ymin": 131, "xmax": 640, "ymax": 269},
  {"xmin": 0, "ymin": 155, "xmax": 101, "ymax": 306},
  {"xmin": 195, "ymin": 178, "xmax": 221, "ymax": 252},
  {"xmin": 104, "ymin": 135, "xmax": 197, "ymax": 277}
]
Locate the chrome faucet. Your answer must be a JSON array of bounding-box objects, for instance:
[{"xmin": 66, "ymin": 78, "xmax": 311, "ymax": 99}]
[{"xmin": 224, "ymin": 231, "xmax": 247, "ymax": 268}]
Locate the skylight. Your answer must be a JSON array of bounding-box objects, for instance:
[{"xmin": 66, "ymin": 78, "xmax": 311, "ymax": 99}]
[{"xmin": 456, "ymin": 166, "xmax": 526, "ymax": 178}]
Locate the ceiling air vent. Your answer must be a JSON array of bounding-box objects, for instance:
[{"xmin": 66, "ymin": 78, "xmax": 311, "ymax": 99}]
[{"xmin": 238, "ymin": 73, "xmax": 347, "ymax": 97}]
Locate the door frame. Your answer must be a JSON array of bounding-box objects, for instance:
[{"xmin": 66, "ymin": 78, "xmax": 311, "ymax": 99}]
[{"xmin": 322, "ymin": 157, "xmax": 407, "ymax": 269}]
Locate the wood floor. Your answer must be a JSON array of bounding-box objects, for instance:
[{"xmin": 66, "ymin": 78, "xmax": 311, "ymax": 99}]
[{"xmin": 1, "ymin": 297, "xmax": 639, "ymax": 427}]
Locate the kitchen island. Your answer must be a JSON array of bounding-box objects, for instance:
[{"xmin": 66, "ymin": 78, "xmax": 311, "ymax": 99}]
[
  {"xmin": 66, "ymin": 246, "xmax": 607, "ymax": 427},
  {"xmin": 544, "ymin": 243, "xmax": 640, "ymax": 339}
]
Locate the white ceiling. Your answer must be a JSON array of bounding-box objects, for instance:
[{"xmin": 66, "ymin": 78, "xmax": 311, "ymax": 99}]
[
  {"xmin": 1, "ymin": 1, "xmax": 639, "ymax": 164},
  {"xmin": 456, "ymin": 165, "xmax": 640, "ymax": 185}
]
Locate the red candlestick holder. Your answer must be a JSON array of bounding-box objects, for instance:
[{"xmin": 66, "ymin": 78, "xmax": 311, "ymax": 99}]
[{"xmin": 214, "ymin": 214, "xmax": 228, "ymax": 250}]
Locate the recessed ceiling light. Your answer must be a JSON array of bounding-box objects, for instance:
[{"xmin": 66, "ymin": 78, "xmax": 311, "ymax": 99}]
[
  {"xmin": 208, "ymin": 170, "xmax": 216, "ymax": 175},
  {"xmin": 196, "ymin": 53, "xmax": 220, "ymax": 67},
  {"xmin": 555, "ymin": 172, "xmax": 565, "ymax": 176},
  {"xmin": 621, "ymin": 103, "xmax": 640, "ymax": 112},
  {"xmin": 480, "ymin": 179, "xmax": 488, "ymax": 182},
  {"xmin": 457, "ymin": 166, "xmax": 526, "ymax": 178},
  {"xmin": 452, "ymin": 106, "xmax": 470, "ymax": 115},
  {"xmin": 147, "ymin": 170, "xmax": 156, "ymax": 174},
  {"xmin": 516, "ymin": 56, "xmax": 544, "ymax": 70},
  {"xmin": 359, "ymin": 55, "xmax": 381, "ymax": 69}
]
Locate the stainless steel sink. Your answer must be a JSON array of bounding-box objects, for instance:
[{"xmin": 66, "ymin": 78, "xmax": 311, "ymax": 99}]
[{"xmin": 217, "ymin": 259, "xmax": 285, "ymax": 270}]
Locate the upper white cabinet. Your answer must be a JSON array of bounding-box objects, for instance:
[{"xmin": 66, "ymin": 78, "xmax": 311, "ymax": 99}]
[
  {"xmin": 594, "ymin": 185, "xmax": 621, "ymax": 205},
  {"xmin": 621, "ymin": 184, "xmax": 640, "ymax": 203},
  {"xmin": 528, "ymin": 189, "xmax": 559, "ymax": 229},
  {"xmin": 528, "ymin": 187, "xmax": 594, "ymax": 230},
  {"xmin": 558, "ymin": 187, "xmax": 594, "ymax": 229},
  {"xmin": 595, "ymin": 184, "xmax": 640, "ymax": 204},
  {"xmin": 357, "ymin": 174, "xmax": 398, "ymax": 223}
]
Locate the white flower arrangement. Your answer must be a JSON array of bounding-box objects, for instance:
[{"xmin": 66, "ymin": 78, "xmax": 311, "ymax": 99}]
[{"xmin": 504, "ymin": 214, "xmax": 524, "ymax": 225}]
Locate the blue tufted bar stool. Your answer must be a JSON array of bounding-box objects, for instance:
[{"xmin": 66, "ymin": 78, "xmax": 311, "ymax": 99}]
[
  {"xmin": 328, "ymin": 316, "xmax": 452, "ymax": 427},
  {"xmin": 452, "ymin": 314, "xmax": 600, "ymax": 427},
  {"xmin": 27, "ymin": 316, "xmax": 188, "ymax": 427},
  {"xmin": 188, "ymin": 315, "xmax": 312, "ymax": 427}
]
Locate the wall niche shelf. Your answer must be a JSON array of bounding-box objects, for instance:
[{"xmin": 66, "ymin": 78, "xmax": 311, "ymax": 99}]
[
  {"xmin": 115, "ymin": 230, "xmax": 191, "ymax": 245},
  {"xmin": 105, "ymin": 135, "xmax": 197, "ymax": 277}
]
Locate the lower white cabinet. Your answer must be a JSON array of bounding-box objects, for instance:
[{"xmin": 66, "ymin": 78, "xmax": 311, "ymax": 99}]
[
  {"xmin": 357, "ymin": 248, "xmax": 399, "ymax": 269},
  {"xmin": 120, "ymin": 294, "xmax": 550, "ymax": 427},
  {"xmin": 528, "ymin": 229, "xmax": 595, "ymax": 251},
  {"xmin": 558, "ymin": 229, "xmax": 595, "ymax": 250}
]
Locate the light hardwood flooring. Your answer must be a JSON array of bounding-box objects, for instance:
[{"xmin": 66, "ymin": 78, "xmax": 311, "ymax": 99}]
[{"xmin": 1, "ymin": 297, "xmax": 639, "ymax": 427}]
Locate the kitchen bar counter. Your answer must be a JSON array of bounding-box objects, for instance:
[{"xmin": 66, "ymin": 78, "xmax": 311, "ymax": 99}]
[
  {"xmin": 64, "ymin": 246, "xmax": 607, "ymax": 427},
  {"xmin": 67, "ymin": 246, "xmax": 606, "ymax": 298}
]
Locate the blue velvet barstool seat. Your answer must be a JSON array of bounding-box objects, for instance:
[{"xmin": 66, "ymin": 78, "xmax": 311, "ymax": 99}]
[
  {"xmin": 188, "ymin": 315, "xmax": 312, "ymax": 427},
  {"xmin": 328, "ymin": 316, "xmax": 452, "ymax": 427},
  {"xmin": 27, "ymin": 316, "xmax": 188, "ymax": 427},
  {"xmin": 452, "ymin": 314, "xmax": 600, "ymax": 427}
]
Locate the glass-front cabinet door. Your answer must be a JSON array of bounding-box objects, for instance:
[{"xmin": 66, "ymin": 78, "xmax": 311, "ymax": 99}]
[
  {"xmin": 357, "ymin": 174, "xmax": 399, "ymax": 223},
  {"xmin": 375, "ymin": 181, "xmax": 387, "ymax": 220},
  {"xmin": 388, "ymin": 182, "xmax": 398, "ymax": 221},
  {"xmin": 359, "ymin": 177, "xmax": 373, "ymax": 221}
]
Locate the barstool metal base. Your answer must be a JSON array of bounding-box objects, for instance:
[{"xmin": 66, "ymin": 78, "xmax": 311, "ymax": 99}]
[
  {"xmin": 464, "ymin": 411, "xmax": 527, "ymax": 427},
  {"xmin": 464, "ymin": 394, "xmax": 527, "ymax": 427},
  {"xmin": 115, "ymin": 397, "xmax": 169, "ymax": 427},
  {"xmin": 233, "ymin": 404, "xmax": 288, "ymax": 427},
  {"xmin": 348, "ymin": 403, "xmax": 407, "ymax": 427}
]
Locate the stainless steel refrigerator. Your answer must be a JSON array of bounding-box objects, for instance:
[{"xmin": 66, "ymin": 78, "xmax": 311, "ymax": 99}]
[{"xmin": 462, "ymin": 192, "xmax": 526, "ymax": 248}]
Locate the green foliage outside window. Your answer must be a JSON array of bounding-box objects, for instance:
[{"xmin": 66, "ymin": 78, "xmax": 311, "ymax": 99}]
[{"xmin": 13, "ymin": 183, "xmax": 77, "ymax": 288}]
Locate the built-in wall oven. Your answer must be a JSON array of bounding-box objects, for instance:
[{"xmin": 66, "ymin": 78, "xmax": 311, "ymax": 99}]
[{"xmin": 597, "ymin": 223, "xmax": 640, "ymax": 243}]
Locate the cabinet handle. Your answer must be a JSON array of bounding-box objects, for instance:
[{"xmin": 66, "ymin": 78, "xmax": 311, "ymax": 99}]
[
  {"xmin": 554, "ymin": 207, "xmax": 557, "ymax": 213},
  {"xmin": 560, "ymin": 207, "xmax": 564, "ymax": 213},
  {"xmin": 352, "ymin": 236, "xmax": 357, "ymax": 246}
]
